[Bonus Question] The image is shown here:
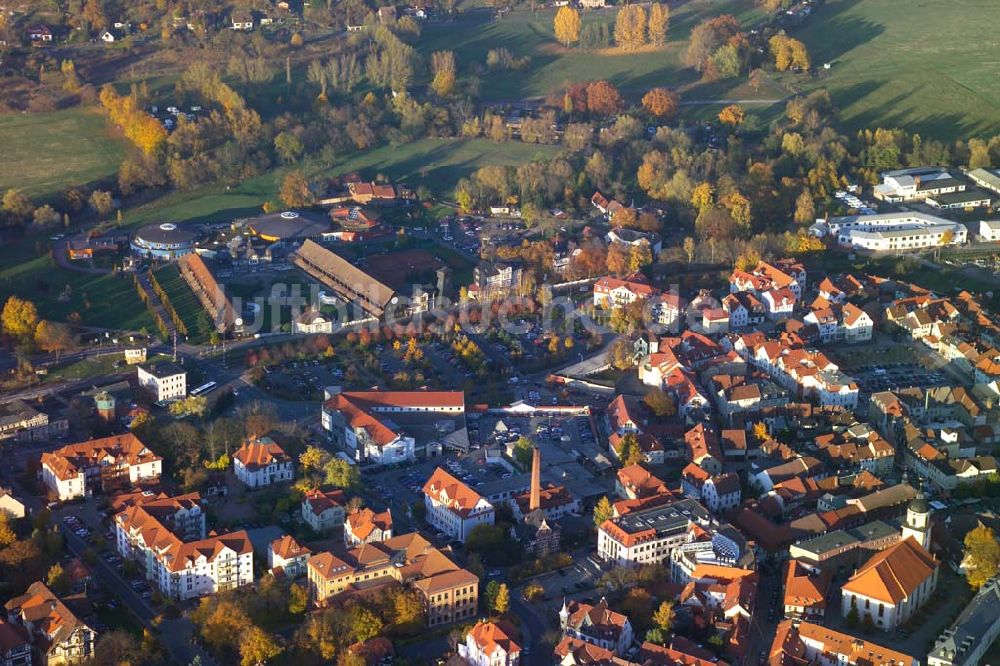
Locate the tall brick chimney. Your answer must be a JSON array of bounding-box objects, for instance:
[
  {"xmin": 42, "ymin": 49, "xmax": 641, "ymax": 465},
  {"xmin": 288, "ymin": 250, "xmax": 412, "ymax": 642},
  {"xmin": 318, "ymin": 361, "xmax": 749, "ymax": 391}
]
[{"xmin": 529, "ymin": 446, "xmax": 541, "ymax": 512}]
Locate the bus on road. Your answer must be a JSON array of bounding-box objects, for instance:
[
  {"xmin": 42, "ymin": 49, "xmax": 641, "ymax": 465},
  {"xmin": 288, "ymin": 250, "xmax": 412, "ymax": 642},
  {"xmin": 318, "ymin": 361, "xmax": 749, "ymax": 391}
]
[{"xmin": 190, "ymin": 381, "xmax": 218, "ymax": 397}]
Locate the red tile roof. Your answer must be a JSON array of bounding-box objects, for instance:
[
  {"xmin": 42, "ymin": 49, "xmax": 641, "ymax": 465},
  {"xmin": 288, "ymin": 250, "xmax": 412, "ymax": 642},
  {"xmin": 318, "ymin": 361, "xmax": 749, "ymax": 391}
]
[
  {"xmin": 233, "ymin": 437, "xmax": 290, "ymax": 469},
  {"xmin": 467, "ymin": 620, "xmax": 521, "ymax": 658},
  {"xmin": 423, "ymin": 467, "xmax": 490, "ymax": 517},
  {"xmin": 842, "ymin": 537, "xmax": 937, "ymax": 604}
]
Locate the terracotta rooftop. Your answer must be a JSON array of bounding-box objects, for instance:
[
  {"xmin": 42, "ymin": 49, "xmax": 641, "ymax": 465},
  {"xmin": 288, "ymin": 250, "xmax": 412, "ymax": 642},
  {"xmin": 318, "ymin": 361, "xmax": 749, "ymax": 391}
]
[
  {"xmin": 233, "ymin": 437, "xmax": 290, "ymax": 469},
  {"xmin": 423, "ymin": 467, "xmax": 491, "ymax": 518},
  {"xmin": 842, "ymin": 536, "xmax": 937, "ymax": 605}
]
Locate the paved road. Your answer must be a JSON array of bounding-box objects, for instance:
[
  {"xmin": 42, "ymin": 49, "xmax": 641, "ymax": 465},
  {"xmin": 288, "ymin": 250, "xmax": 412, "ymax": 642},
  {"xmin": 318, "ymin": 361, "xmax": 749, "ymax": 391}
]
[{"xmin": 679, "ymin": 98, "xmax": 784, "ymax": 105}]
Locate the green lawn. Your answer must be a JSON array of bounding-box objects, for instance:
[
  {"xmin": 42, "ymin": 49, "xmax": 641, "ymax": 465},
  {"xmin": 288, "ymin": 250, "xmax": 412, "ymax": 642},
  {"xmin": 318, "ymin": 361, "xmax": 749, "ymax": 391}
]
[
  {"xmin": 794, "ymin": 0, "xmax": 1000, "ymax": 140},
  {"xmin": 419, "ymin": 0, "xmax": 767, "ymax": 101},
  {"xmin": 117, "ymin": 137, "xmax": 561, "ymax": 229},
  {"xmin": 0, "ymin": 108, "xmax": 129, "ymax": 200},
  {"xmin": 0, "ymin": 240, "xmax": 155, "ymax": 332},
  {"xmin": 329, "ymin": 137, "xmax": 562, "ymax": 193}
]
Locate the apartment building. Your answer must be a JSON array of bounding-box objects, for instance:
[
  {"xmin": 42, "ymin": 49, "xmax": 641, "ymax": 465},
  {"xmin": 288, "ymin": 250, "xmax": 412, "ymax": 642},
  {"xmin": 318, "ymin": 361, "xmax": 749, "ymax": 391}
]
[
  {"xmin": 597, "ymin": 498, "xmax": 710, "ymax": 567},
  {"xmin": 40, "ymin": 434, "xmax": 162, "ymax": 501},
  {"xmin": 593, "ymin": 274, "xmax": 658, "ymax": 309},
  {"xmin": 136, "ymin": 361, "xmax": 187, "ymax": 402},
  {"xmin": 423, "ymin": 467, "xmax": 495, "ymax": 542},
  {"xmin": 928, "ymin": 577, "xmax": 1000, "ymax": 666},
  {"xmin": 783, "ymin": 560, "xmax": 830, "ymax": 620},
  {"xmin": 114, "ymin": 492, "xmax": 252, "ymax": 600},
  {"xmin": 307, "ymin": 532, "xmax": 479, "ymax": 627}
]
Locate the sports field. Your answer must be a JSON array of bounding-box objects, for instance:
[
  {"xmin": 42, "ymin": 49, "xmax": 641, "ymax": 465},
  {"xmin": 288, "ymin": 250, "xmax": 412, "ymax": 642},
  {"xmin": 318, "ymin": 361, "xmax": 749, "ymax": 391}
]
[
  {"xmin": 0, "ymin": 108, "xmax": 128, "ymax": 200},
  {"xmin": 419, "ymin": 0, "xmax": 767, "ymax": 101},
  {"xmin": 794, "ymin": 0, "xmax": 1000, "ymax": 139}
]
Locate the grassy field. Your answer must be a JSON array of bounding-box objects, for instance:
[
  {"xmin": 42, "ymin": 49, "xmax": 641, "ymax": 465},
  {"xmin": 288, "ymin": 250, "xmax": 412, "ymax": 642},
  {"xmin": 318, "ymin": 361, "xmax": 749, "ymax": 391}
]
[
  {"xmin": 0, "ymin": 250, "xmax": 156, "ymax": 332},
  {"xmin": 419, "ymin": 0, "xmax": 767, "ymax": 101},
  {"xmin": 329, "ymin": 137, "xmax": 562, "ymax": 191},
  {"xmin": 116, "ymin": 137, "xmax": 560, "ymax": 229},
  {"xmin": 0, "ymin": 108, "xmax": 128, "ymax": 200},
  {"xmin": 793, "ymin": 0, "xmax": 1000, "ymax": 139}
]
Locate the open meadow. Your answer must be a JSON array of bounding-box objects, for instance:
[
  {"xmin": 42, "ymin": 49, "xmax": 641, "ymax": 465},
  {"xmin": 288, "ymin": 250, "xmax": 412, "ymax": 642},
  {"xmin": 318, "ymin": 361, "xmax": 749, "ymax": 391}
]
[
  {"xmin": 419, "ymin": 0, "xmax": 768, "ymax": 101},
  {"xmin": 794, "ymin": 0, "xmax": 1000, "ymax": 140},
  {"xmin": 0, "ymin": 108, "xmax": 128, "ymax": 200}
]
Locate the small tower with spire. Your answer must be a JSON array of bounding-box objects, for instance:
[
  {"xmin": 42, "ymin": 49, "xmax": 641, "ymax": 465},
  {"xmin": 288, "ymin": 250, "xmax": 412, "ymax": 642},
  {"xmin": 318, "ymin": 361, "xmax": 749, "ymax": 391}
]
[
  {"xmin": 902, "ymin": 491, "xmax": 932, "ymax": 549},
  {"xmin": 559, "ymin": 598, "xmax": 570, "ymax": 630}
]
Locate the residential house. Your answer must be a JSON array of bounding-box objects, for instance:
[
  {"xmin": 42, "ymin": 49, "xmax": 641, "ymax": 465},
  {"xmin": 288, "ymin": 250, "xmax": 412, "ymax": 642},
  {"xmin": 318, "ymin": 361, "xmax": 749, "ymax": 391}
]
[
  {"xmin": 344, "ymin": 508, "xmax": 393, "ymax": 546},
  {"xmin": 730, "ymin": 260, "xmax": 805, "ymax": 300},
  {"xmin": 0, "ymin": 619, "xmax": 30, "ymax": 666},
  {"xmin": 230, "ymin": 12, "xmax": 254, "ymax": 29},
  {"xmin": 702, "ymin": 473, "xmax": 741, "ymax": 514},
  {"xmin": 459, "ymin": 620, "xmax": 521, "ymax": 666},
  {"xmin": 301, "ymin": 488, "xmax": 346, "ymax": 532},
  {"xmin": 232, "ymin": 437, "xmax": 294, "ymax": 488},
  {"xmin": 768, "ymin": 620, "xmax": 918, "ymax": 666},
  {"xmin": 783, "ymin": 559, "xmax": 830, "ymax": 620},
  {"xmin": 4, "ymin": 582, "xmax": 96, "ymax": 665},
  {"xmin": 558, "ymin": 598, "xmax": 633, "ymax": 657},
  {"xmin": 0, "ymin": 491, "xmax": 26, "ymax": 520},
  {"xmin": 762, "ymin": 288, "xmax": 796, "ymax": 320},
  {"xmin": 269, "ymin": 535, "xmax": 310, "ymax": 578}
]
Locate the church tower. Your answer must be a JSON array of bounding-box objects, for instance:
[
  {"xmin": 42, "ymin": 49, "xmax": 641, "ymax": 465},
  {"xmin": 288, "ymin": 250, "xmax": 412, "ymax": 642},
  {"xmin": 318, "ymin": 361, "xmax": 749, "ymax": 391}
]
[
  {"xmin": 529, "ymin": 446, "xmax": 541, "ymax": 512},
  {"xmin": 902, "ymin": 492, "xmax": 932, "ymax": 549}
]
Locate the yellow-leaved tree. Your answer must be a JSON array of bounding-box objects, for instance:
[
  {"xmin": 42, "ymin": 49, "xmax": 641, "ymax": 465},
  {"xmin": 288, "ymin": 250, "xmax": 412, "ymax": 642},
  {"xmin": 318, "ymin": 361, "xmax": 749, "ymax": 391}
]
[
  {"xmin": 614, "ymin": 4, "xmax": 647, "ymax": 51},
  {"xmin": 554, "ymin": 6, "xmax": 581, "ymax": 47},
  {"xmin": 648, "ymin": 3, "xmax": 669, "ymax": 47}
]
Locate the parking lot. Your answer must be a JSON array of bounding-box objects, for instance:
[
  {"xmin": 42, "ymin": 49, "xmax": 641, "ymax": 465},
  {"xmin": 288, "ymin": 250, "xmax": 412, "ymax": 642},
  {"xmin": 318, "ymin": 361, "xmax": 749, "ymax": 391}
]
[
  {"xmin": 851, "ymin": 362, "xmax": 950, "ymax": 395},
  {"xmin": 258, "ymin": 357, "xmax": 346, "ymax": 399}
]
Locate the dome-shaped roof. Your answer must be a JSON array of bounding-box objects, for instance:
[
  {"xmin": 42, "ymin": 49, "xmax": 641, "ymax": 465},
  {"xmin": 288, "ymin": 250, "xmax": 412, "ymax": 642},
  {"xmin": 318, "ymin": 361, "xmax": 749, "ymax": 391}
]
[
  {"xmin": 133, "ymin": 221, "xmax": 200, "ymax": 246},
  {"xmin": 909, "ymin": 496, "xmax": 929, "ymax": 514}
]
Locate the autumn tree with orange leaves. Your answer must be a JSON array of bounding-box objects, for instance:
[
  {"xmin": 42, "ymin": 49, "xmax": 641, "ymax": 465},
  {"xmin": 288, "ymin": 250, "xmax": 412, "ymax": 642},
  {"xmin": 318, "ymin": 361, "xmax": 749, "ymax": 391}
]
[
  {"xmin": 642, "ymin": 88, "xmax": 680, "ymax": 118},
  {"xmin": 718, "ymin": 104, "xmax": 745, "ymax": 126},
  {"xmin": 586, "ymin": 80, "xmax": 623, "ymax": 116}
]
